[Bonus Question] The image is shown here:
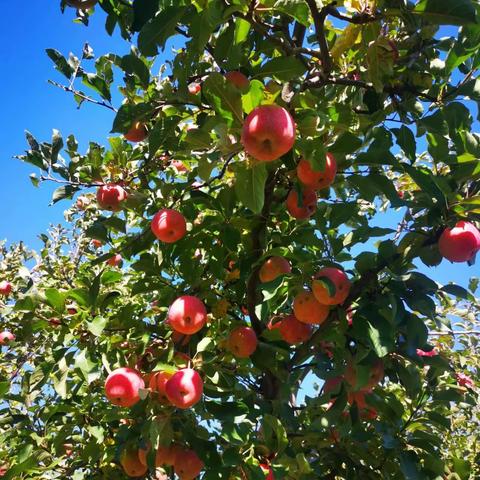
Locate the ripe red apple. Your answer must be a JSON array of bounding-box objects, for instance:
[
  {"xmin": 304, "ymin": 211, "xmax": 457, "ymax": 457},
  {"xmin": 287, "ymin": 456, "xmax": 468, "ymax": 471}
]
[
  {"xmin": 286, "ymin": 188, "xmax": 317, "ymax": 219},
  {"xmin": 107, "ymin": 254, "xmax": 123, "ymax": 267},
  {"xmin": 171, "ymin": 160, "xmax": 189, "ymax": 172},
  {"xmin": 272, "ymin": 314, "xmax": 313, "ymax": 345},
  {"xmin": 151, "ymin": 209, "xmax": 187, "ymax": 244},
  {"xmin": 120, "ymin": 448, "xmax": 148, "ymax": 478},
  {"xmin": 165, "ymin": 368, "xmax": 203, "ymax": 409},
  {"xmin": 312, "ymin": 267, "xmax": 351, "ymax": 306},
  {"xmin": 0, "ymin": 281, "xmax": 12, "ymax": 296},
  {"xmin": 0, "ymin": 331, "xmax": 15, "ymax": 345},
  {"xmin": 345, "ymin": 359, "xmax": 384, "ymax": 392},
  {"xmin": 241, "ymin": 105, "xmax": 296, "ymax": 162},
  {"xmin": 297, "ymin": 153, "xmax": 337, "ymax": 190},
  {"xmin": 49, "ymin": 317, "xmax": 62, "ymax": 328},
  {"xmin": 66, "ymin": 304, "xmax": 77, "ymax": 315},
  {"xmin": 293, "ymin": 291, "xmax": 330, "ymax": 325},
  {"xmin": 438, "ymin": 221, "xmax": 480, "ymax": 263},
  {"xmin": 173, "ymin": 448, "xmax": 204, "ymax": 480},
  {"xmin": 188, "ymin": 82, "xmax": 201, "ymax": 95},
  {"xmin": 259, "ymin": 256, "xmax": 291, "ymax": 283},
  {"xmin": 139, "ymin": 443, "xmax": 179, "ymax": 468},
  {"xmin": 66, "ymin": 0, "xmax": 98, "ymax": 8},
  {"xmin": 149, "ymin": 371, "xmax": 174, "ymax": 404},
  {"xmin": 227, "ymin": 326, "xmax": 258, "ymax": 358},
  {"xmin": 63, "ymin": 443, "xmax": 73, "ymax": 457},
  {"xmin": 171, "ymin": 330, "xmax": 191, "ymax": 346},
  {"xmin": 91, "ymin": 239, "xmax": 103, "ymax": 249},
  {"xmin": 225, "ymin": 71, "xmax": 250, "ymax": 90},
  {"xmin": 124, "ymin": 121, "xmax": 148, "ymax": 143},
  {"xmin": 105, "ymin": 367, "xmax": 145, "ymax": 407},
  {"xmin": 323, "ymin": 376, "xmax": 343, "ymax": 395},
  {"xmin": 167, "ymin": 295, "xmax": 207, "ymax": 335},
  {"xmin": 260, "ymin": 464, "xmax": 275, "ymax": 479},
  {"xmin": 96, "ymin": 184, "xmax": 127, "ymax": 211}
]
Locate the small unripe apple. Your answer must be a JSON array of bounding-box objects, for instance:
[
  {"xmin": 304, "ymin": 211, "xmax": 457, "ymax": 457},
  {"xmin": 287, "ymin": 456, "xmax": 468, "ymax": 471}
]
[
  {"xmin": 241, "ymin": 105, "xmax": 296, "ymax": 162},
  {"xmin": 0, "ymin": 281, "xmax": 12, "ymax": 296},
  {"xmin": 173, "ymin": 448, "xmax": 204, "ymax": 480},
  {"xmin": 227, "ymin": 326, "xmax": 258, "ymax": 358},
  {"xmin": 167, "ymin": 295, "xmax": 207, "ymax": 335},
  {"xmin": 225, "ymin": 71, "xmax": 250, "ymax": 91},
  {"xmin": 188, "ymin": 82, "xmax": 201, "ymax": 95},
  {"xmin": 124, "ymin": 121, "xmax": 148, "ymax": 143},
  {"xmin": 259, "ymin": 256, "xmax": 291, "ymax": 283},
  {"xmin": 106, "ymin": 254, "xmax": 123, "ymax": 267},
  {"xmin": 286, "ymin": 188, "xmax": 317, "ymax": 219},
  {"xmin": 312, "ymin": 267, "xmax": 351, "ymax": 306},
  {"xmin": 272, "ymin": 314, "xmax": 313, "ymax": 345},
  {"xmin": 0, "ymin": 331, "xmax": 15, "ymax": 345},
  {"xmin": 293, "ymin": 291, "xmax": 329, "ymax": 325},
  {"xmin": 96, "ymin": 184, "xmax": 127, "ymax": 211},
  {"xmin": 120, "ymin": 448, "xmax": 148, "ymax": 478},
  {"xmin": 297, "ymin": 154, "xmax": 337, "ymax": 190},
  {"xmin": 149, "ymin": 371, "xmax": 174, "ymax": 404},
  {"xmin": 165, "ymin": 368, "xmax": 203, "ymax": 409},
  {"xmin": 105, "ymin": 367, "xmax": 145, "ymax": 407},
  {"xmin": 151, "ymin": 209, "xmax": 187, "ymax": 244},
  {"xmin": 438, "ymin": 221, "xmax": 480, "ymax": 263}
]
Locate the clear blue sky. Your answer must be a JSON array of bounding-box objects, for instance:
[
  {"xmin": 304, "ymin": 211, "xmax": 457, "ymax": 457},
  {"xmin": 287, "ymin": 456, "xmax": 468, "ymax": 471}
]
[{"xmin": 0, "ymin": 4, "xmax": 476, "ymax": 290}]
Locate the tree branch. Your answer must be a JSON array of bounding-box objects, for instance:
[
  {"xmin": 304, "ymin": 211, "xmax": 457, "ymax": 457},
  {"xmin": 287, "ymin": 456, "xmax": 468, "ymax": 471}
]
[
  {"xmin": 326, "ymin": 4, "xmax": 383, "ymax": 24},
  {"xmin": 305, "ymin": 0, "xmax": 333, "ymax": 75}
]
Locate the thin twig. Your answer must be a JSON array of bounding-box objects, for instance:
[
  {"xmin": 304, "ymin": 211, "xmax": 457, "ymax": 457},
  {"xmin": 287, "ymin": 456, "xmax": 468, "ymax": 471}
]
[{"xmin": 305, "ymin": 0, "xmax": 333, "ymax": 75}]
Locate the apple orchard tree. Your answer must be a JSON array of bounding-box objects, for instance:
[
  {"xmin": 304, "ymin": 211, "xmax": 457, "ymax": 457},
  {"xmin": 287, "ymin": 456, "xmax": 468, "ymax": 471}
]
[{"xmin": 1, "ymin": 0, "xmax": 480, "ymax": 478}]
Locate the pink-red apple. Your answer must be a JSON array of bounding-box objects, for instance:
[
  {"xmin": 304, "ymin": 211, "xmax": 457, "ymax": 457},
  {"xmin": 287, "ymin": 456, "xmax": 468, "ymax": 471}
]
[
  {"xmin": 241, "ymin": 105, "xmax": 296, "ymax": 162},
  {"xmin": 173, "ymin": 448, "xmax": 204, "ymax": 480},
  {"xmin": 0, "ymin": 281, "xmax": 12, "ymax": 296},
  {"xmin": 438, "ymin": 221, "xmax": 480, "ymax": 263},
  {"xmin": 297, "ymin": 154, "xmax": 337, "ymax": 190},
  {"xmin": 312, "ymin": 267, "xmax": 351, "ymax": 306},
  {"xmin": 293, "ymin": 291, "xmax": 329, "ymax": 325},
  {"xmin": 96, "ymin": 184, "xmax": 127, "ymax": 211},
  {"xmin": 286, "ymin": 188, "xmax": 317, "ymax": 219},
  {"xmin": 151, "ymin": 209, "xmax": 187, "ymax": 244},
  {"xmin": 165, "ymin": 368, "xmax": 203, "ymax": 409},
  {"xmin": 171, "ymin": 160, "xmax": 189, "ymax": 173},
  {"xmin": 167, "ymin": 295, "xmax": 207, "ymax": 335},
  {"xmin": 259, "ymin": 256, "xmax": 291, "ymax": 283},
  {"xmin": 260, "ymin": 464, "xmax": 275, "ymax": 479},
  {"xmin": 107, "ymin": 254, "xmax": 123, "ymax": 267},
  {"xmin": 105, "ymin": 367, "xmax": 145, "ymax": 408},
  {"xmin": 227, "ymin": 326, "xmax": 258, "ymax": 357},
  {"xmin": 272, "ymin": 314, "xmax": 313, "ymax": 345},
  {"xmin": 124, "ymin": 121, "xmax": 148, "ymax": 143},
  {"xmin": 149, "ymin": 370, "xmax": 173, "ymax": 404},
  {"xmin": 120, "ymin": 448, "xmax": 148, "ymax": 478},
  {"xmin": 91, "ymin": 239, "xmax": 103, "ymax": 249},
  {"xmin": 188, "ymin": 83, "xmax": 201, "ymax": 95},
  {"xmin": 225, "ymin": 71, "xmax": 250, "ymax": 90},
  {"xmin": 0, "ymin": 331, "xmax": 15, "ymax": 345}
]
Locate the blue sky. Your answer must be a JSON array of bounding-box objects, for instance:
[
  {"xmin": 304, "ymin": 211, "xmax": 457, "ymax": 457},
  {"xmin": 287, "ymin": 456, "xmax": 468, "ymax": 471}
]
[{"xmin": 0, "ymin": 4, "xmax": 476, "ymax": 291}]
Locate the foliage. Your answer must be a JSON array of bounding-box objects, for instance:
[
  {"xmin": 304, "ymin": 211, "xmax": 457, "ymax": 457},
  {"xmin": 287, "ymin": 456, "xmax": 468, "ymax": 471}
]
[{"xmin": 1, "ymin": 0, "xmax": 480, "ymax": 478}]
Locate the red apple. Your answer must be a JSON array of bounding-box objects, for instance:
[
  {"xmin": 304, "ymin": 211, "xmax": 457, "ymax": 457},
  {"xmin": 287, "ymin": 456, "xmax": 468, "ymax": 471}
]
[
  {"xmin": 63, "ymin": 443, "xmax": 73, "ymax": 457},
  {"xmin": 151, "ymin": 209, "xmax": 187, "ymax": 244},
  {"xmin": 227, "ymin": 326, "xmax": 258, "ymax": 358},
  {"xmin": 67, "ymin": 304, "xmax": 77, "ymax": 315},
  {"xmin": 259, "ymin": 256, "xmax": 291, "ymax": 283},
  {"xmin": 297, "ymin": 153, "xmax": 337, "ymax": 190},
  {"xmin": 312, "ymin": 267, "xmax": 351, "ymax": 306},
  {"xmin": 107, "ymin": 254, "xmax": 123, "ymax": 267},
  {"xmin": 96, "ymin": 184, "xmax": 127, "ymax": 211},
  {"xmin": 49, "ymin": 317, "xmax": 62, "ymax": 328},
  {"xmin": 120, "ymin": 448, "xmax": 148, "ymax": 477},
  {"xmin": 173, "ymin": 448, "xmax": 204, "ymax": 480},
  {"xmin": 272, "ymin": 314, "xmax": 313, "ymax": 345},
  {"xmin": 105, "ymin": 367, "xmax": 145, "ymax": 408},
  {"xmin": 293, "ymin": 291, "xmax": 330, "ymax": 325},
  {"xmin": 323, "ymin": 376, "xmax": 343, "ymax": 395},
  {"xmin": 241, "ymin": 105, "xmax": 296, "ymax": 162},
  {"xmin": 225, "ymin": 71, "xmax": 250, "ymax": 90},
  {"xmin": 286, "ymin": 188, "xmax": 317, "ymax": 219},
  {"xmin": 66, "ymin": 0, "xmax": 98, "ymax": 9},
  {"xmin": 438, "ymin": 221, "xmax": 480, "ymax": 263},
  {"xmin": 345, "ymin": 359, "xmax": 384, "ymax": 392},
  {"xmin": 167, "ymin": 296, "xmax": 207, "ymax": 335},
  {"xmin": 124, "ymin": 121, "xmax": 148, "ymax": 143},
  {"xmin": 0, "ymin": 281, "xmax": 12, "ymax": 296},
  {"xmin": 188, "ymin": 82, "xmax": 201, "ymax": 95},
  {"xmin": 139, "ymin": 443, "xmax": 179, "ymax": 468},
  {"xmin": 260, "ymin": 464, "xmax": 275, "ymax": 479},
  {"xmin": 149, "ymin": 371, "xmax": 174, "ymax": 404},
  {"xmin": 171, "ymin": 160, "xmax": 189, "ymax": 172},
  {"xmin": 165, "ymin": 368, "xmax": 203, "ymax": 409},
  {"xmin": 91, "ymin": 239, "xmax": 103, "ymax": 249},
  {"xmin": 0, "ymin": 331, "xmax": 15, "ymax": 345}
]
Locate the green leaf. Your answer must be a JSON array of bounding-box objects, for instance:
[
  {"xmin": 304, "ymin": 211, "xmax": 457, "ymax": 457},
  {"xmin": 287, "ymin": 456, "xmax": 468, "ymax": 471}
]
[
  {"xmin": 196, "ymin": 337, "xmax": 213, "ymax": 353},
  {"xmin": 203, "ymin": 73, "xmax": 243, "ymax": 125},
  {"xmin": 392, "ymin": 126, "xmax": 416, "ymax": 162},
  {"xmin": 413, "ymin": 0, "xmax": 477, "ymax": 26},
  {"xmin": 50, "ymin": 185, "xmax": 78, "ymax": 205},
  {"xmin": 46, "ymin": 49, "xmax": 74, "ymax": 79},
  {"xmin": 367, "ymin": 320, "xmax": 393, "ymax": 357},
  {"xmin": 257, "ymin": 56, "xmax": 307, "ymax": 82},
  {"xmin": 366, "ymin": 37, "xmax": 395, "ymax": 93},
  {"xmin": 86, "ymin": 316, "xmax": 108, "ymax": 337},
  {"xmin": 44, "ymin": 288, "xmax": 65, "ymax": 314},
  {"xmin": 234, "ymin": 163, "xmax": 268, "ymax": 213},
  {"xmin": 262, "ymin": 414, "xmax": 288, "ymax": 455}
]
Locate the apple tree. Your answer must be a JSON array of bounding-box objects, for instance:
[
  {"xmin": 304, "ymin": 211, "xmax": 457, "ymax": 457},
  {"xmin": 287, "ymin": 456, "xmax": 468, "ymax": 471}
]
[{"xmin": 1, "ymin": 0, "xmax": 480, "ymax": 478}]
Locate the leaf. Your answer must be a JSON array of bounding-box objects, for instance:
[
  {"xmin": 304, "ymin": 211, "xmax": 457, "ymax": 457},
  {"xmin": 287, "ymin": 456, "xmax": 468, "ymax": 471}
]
[
  {"xmin": 138, "ymin": 7, "xmax": 186, "ymax": 56},
  {"xmin": 50, "ymin": 185, "xmax": 78, "ymax": 205},
  {"xmin": 257, "ymin": 56, "xmax": 307, "ymax": 82},
  {"xmin": 366, "ymin": 37, "xmax": 395, "ymax": 93},
  {"xmin": 262, "ymin": 414, "xmax": 288, "ymax": 455},
  {"xmin": 203, "ymin": 73, "xmax": 243, "ymax": 125},
  {"xmin": 392, "ymin": 126, "xmax": 416, "ymax": 162},
  {"xmin": 46, "ymin": 49, "xmax": 74, "ymax": 79},
  {"xmin": 149, "ymin": 115, "xmax": 181, "ymax": 157},
  {"xmin": 196, "ymin": 337, "xmax": 213, "ymax": 353},
  {"xmin": 413, "ymin": 0, "xmax": 477, "ymax": 26},
  {"xmin": 234, "ymin": 163, "xmax": 268, "ymax": 213},
  {"xmin": 86, "ymin": 316, "xmax": 107, "ymax": 337},
  {"xmin": 44, "ymin": 288, "xmax": 65, "ymax": 314},
  {"xmin": 367, "ymin": 320, "xmax": 393, "ymax": 357}
]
